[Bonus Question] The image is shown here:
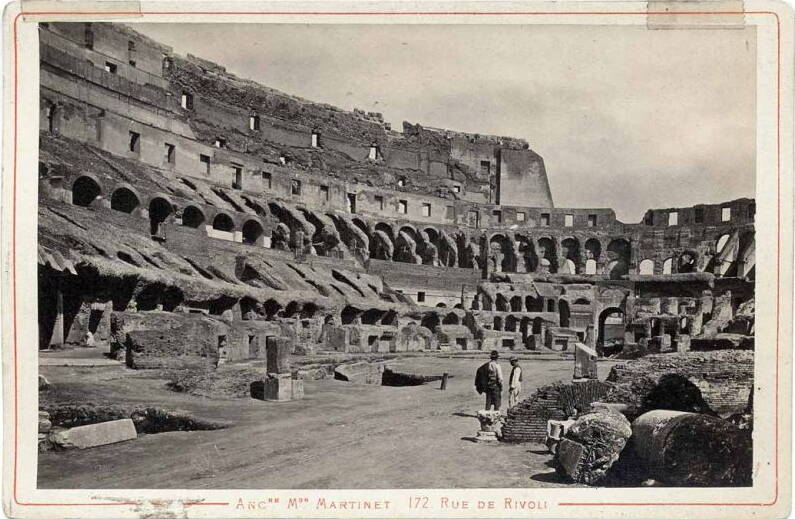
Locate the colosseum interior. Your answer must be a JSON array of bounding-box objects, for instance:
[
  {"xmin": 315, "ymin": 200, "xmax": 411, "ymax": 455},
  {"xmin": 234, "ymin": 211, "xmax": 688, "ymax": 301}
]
[{"xmin": 36, "ymin": 22, "xmax": 756, "ymax": 489}]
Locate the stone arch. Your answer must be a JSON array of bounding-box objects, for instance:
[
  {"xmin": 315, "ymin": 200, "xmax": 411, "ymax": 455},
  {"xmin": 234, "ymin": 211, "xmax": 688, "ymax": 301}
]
[
  {"xmin": 606, "ymin": 238, "xmax": 631, "ymax": 279},
  {"xmin": 493, "ymin": 316, "xmax": 503, "ymax": 331},
  {"xmin": 420, "ymin": 312, "xmax": 441, "ymax": 332},
  {"xmin": 495, "ymin": 293, "xmax": 509, "ymax": 312},
  {"xmin": 148, "ymin": 196, "xmax": 173, "ymax": 236},
  {"xmin": 678, "ymin": 250, "xmax": 698, "ymax": 273},
  {"xmin": 662, "ymin": 257, "xmax": 674, "ymax": 274},
  {"xmin": 598, "ymin": 307, "xmax": 625, "ymax": 353},
  {"xmin": 506, "ymin": 315, "xmax": 519, "ymax": 332},
  {"xmin": 536, "ymin": 237, "xmax": 557, "ymax": 273},
  {"xmin": 110, "ymin": 187, "xmax": 140, "ymax": 214},
  {"xmin": 395, "ymin": 228, "xmax": 420, "ymax": 263},
  {"xmin": 212, "ymin": 212, "xmax": 235, "ymax": 232},
  {"xmin": 438, "ymin": 231, "xmax": 459, "ymax": 267},
  {"xmin": 443, "ymin": 312, "xmax": 460, "ymax": 325},
  {"xmin": 242, "ymin": 219, "xmax": 265, "ymax": 245},
  {"xmin": 560, "ymin": 237, "xmax": 581, "ymax": 274},
  {"xmin": 72, "ymin": 175, "xmax": 102, "ymax": 207},
  {"xmin": 182, "ymin": 205, "xmax": 206, "ymax": 228},
  {"xmin": 639, "ymin": 258, "xmax": 655, "ymax": 275},
  {"xmin": 489, "ymin": 234, "xmax": 514, "ymax": 272},
  {"xmin": 374, "ymin": 222, "xmax": 394, "ymax": 240},
  {"xmin": 515, "ymin": 235, "xmax": 537, "ymax": 272},
  {"xmin": 371, "ymin": 230, "xmax": 394, "ymax": 260},
  {"xmin": 525, "ymin": 295, "xmax": 543, "ymax": 312}
]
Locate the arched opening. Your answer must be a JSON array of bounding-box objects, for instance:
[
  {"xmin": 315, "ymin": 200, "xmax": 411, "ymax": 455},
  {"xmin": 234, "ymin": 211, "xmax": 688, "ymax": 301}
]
[
  {"xmin": 537, "ymin": 237, "xmax": 557, "ymax": 273},
  {"xmin": 148, "ymin": 197, "xmax": 173, "ymax": 237},
  {"xmin": 282, "ymin": 301, "xmax": 301, "ymax": 318},
  {"xmin": 560, "ymin": 238, "xmax": 581, "ymax": 274},
  {"xmin": 442, "ymin": 312, "xmax": 460, "ymax": 325},
  {"xmin": 532, "ymin": 317, "xmax": 544, "ymax": 335},
  {"xmin": 662, "ymin": 257, "xmax": 674, "ymax": 274},
  {"xmin": 510, "ymin": 296, "xmax": 523, "ymax": 312},
  {"xmin": 362, "ymin": 308, "xmax": 386, "ymax": 325},
  {"xmin": 263, "ymin": 300, "xmax": 281, "ymax": 320},
  {"xmin": 212, "ymin": 213, "xmax": 235, "ymax": 232},
  {"xmin": 489, "ymin": 234, "xmax": 514, "ymax": 272},
  {"xmin": 639, "ymin": 259, "xmax": 655, "ymax": 275},
  {"xmin": 525, "ymin": 295, "xmax": 543, "ymax": 312},
  {"xmin": 436, "ymin": 302, "xmax": 447, "ymax": 308},
  {"xmin": 506, "ymin": 315, "xmax": 518, "ymax": 332},
  {"xmin": 182, "ymin": 206, "xmax": 206, "ymax": 228},
  {"xmin": 559, "ymin": 300, "xmax": 570, "ymax": 328},
  {"xmin": 72, "ymin": 176, "xmax": 101, "ymax": 207},
  {"xmin": 606, "ymin": 239, "xmax": 631, "ymax": 280},
  {"xmin": 242, "ymin": 219, "xmax": 265, "ymax": 245},
  {"xmin": 678, "ymin": 251, "xmax": 698, "ymax": 273},
  {"xmin": 110, "ymin": 187, "xmax": 139, "ymax": 214},
  {"xmin": 495, "ymin": 294, "xmax": 509, "ymax": 312},
  {"xmin": 420, "ymin": 312, "xmax": 440, "ymax": 332},
  {"xmin": 573, "ymin": 298, "xmax": 591, "ymax": 305},
  {"xmin": 493, "ymin": 316, "xmax": 503, "ymax": 331},
  {"xmin": 515, "ymin": 235, "xmax": 537, "ymax": 272},
  {"xmin": 341, "ymin": 306, "xmax": 362, "ymax": 325},
  {"xmin": 598, "ymin": 307, "xmax": 625, "ymax": 356}
]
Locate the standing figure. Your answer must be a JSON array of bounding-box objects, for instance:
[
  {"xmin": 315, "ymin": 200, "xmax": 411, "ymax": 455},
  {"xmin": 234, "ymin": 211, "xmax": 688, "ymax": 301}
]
[
  {"xmin": 508, "ymin": 356, "xmax": 523, "ymax": 408},
  {"xmin": 474, "ymin": 350, "xmax": 504, "ymax": 411}
]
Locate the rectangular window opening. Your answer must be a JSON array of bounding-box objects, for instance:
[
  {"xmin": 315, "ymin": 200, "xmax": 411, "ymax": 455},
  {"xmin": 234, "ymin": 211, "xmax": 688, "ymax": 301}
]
[
  {"xmin": 516, "ymin": 212, "xmax": 526, "ymax": 222},
  {"xmin": 422, "ymin": 203, "xmax": 432, "ymax": 217},
  {"xmin": 721, "ymin": 207, "xmax": 731, "ymax": 222},
  {"xmin": 249, "ymin": 114, "xmax": 260, "ymax": 131},
  {"xmin": 694, "ymin": 207, "xmax": 705, "ymax": 223},
  {"xmin": 492, "ymin": 210, "xmax": 502, "ymax": 224},
  {"xmin": 417, "ymin": 291, "xmax": 426, "ymax": 303},
  {"xmin": 128, "ymin": 131, "xmax": 140, "ymax": 153},
  {"xmin": 347, "ymin": 192, "xmax": 356, "ymax": 213},
  {"xmin": 214, "ymin": 137, "xmax": 226, "ymax": 148},
  {"xmin": 104, "ymin": 62, "xmax": 117, "ymax": 74},
  {"xmin": 311, "ymin": 132, "xmax": 321, "ymax": 148},
  {"xmin": 564, "ymin": 214, "xmax": 574, "ymax": 227},
  {"xmin": 587, "ymin": 214, "xmax": 597, "ymax": 227},
  {"xmin": 181, "ymin": 92, "xmax": 194, "ymax": 110},
  {"xmin": 262, "ymin": 171, "xmax": 272, "ymax": 189},
  {"xmin": 480, "ymin": 160, "xmax": 491, "ymax": 176},
  {"xmin": 668, "ymin": 211, "xmax": 679, "ymax": 226},
  {"xmin": 375, "ymin": 195, "xmax": 384, "ymax": 211},
  {"xmin": 164, "ymin": 143, "xmax": 175, "ymax": 165},
  {"xmin": 398, "ymin": 200, "xmax": 408, "ymax": 214},
  {"xmin": 232, "ymin": 164, "xmax": 243, "ymax": 190},
  {"xmin": 541, "ymin": 213, "xmax": 550, "ymax": 227},
  {"xmin": 320, "ymin": 185, "xmax": 329, "ymax": 201},
  {"xmin": 291, "ymin": 179, "xmax": 302, "ymax": 196},
  {"xmin": 200, "ymin": 154, "xmax": 211, "ymax": 175}
]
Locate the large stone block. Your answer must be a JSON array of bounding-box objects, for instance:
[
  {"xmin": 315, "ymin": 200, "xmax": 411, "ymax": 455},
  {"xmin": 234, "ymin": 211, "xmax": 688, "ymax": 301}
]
[
  {"xmin": 251, "ymin": 374, "xmax": 303, "ymax": 401},
  {"xmin": 49, "ymin": 419, "xmax": 137, "ymax": 449}
]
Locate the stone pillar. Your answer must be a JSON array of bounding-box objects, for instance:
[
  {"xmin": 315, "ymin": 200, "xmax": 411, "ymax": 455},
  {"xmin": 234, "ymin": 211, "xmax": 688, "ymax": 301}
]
[
  {"xmin": 49, "ymin": 287, "xmax": 64, "ymax": 349},
  {"xmin": 266, "ymin": 337, "xmax": 292, "ymax": 374}
]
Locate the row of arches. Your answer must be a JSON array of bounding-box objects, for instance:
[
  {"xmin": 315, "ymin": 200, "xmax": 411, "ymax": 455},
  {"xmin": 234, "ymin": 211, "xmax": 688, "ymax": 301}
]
[{"xmin": 71, "ymin": 176, "xmax": 267, "ymax": 245}]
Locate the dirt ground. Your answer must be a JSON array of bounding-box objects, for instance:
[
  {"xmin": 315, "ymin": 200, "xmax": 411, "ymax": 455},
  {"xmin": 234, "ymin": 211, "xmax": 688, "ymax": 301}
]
[{"xmin": 38, "ymin": 352, "xmax": 615, "ymax": 489}]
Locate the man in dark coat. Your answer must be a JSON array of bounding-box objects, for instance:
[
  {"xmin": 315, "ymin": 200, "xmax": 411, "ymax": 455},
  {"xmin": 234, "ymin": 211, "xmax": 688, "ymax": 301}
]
[{"xmin": 475, "ymin": 350, "xmax": 504, "ymax": 410}]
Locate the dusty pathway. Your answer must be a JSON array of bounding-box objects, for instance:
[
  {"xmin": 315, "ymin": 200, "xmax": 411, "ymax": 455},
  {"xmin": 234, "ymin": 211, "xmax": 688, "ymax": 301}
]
[{"xmin": 38, "ymin": 355, "xmax": 613, "ymax": 489}]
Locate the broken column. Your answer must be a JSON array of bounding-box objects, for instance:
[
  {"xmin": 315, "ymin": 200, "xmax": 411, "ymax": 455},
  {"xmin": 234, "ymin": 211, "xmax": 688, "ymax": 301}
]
[
  {"xmin": 573, "ymin": 343, "xmax": 598, "ymax": 380},
  {"xmin": 49, "ymin": 286, "xmax": 64, "ymax": 348},
  {"xmin": 631, "ymin": 409, "xmax": 752, "ymax": 486},
  {"xmin": 475, "ymin": 410, "xmax": 501, "ymax": 442},
  {"xmin": 48, "ymin": 419, "xmax": 137, "ymax": 449},
  {"xmin": 555, "ymin": 408, "xmax": 632, "ymax": 485}
]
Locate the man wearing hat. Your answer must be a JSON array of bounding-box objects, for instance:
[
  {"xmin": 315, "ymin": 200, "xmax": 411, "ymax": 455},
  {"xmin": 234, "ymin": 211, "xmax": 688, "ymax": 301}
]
[
  {"xmin": 508, "ymin": 356, "xmax": 523, "ymax": 408},
  {"xmin": 474, "ymin": 350, "xmax": 504, "ymax": 411}
]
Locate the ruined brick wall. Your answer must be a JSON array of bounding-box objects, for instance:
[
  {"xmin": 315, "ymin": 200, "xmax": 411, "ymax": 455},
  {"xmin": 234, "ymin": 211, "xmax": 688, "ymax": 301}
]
[
  {"xmin": 605, "ymin": 350, "xmax": 753, "ymax": 415},
  {"xmin": 501, "ymin": 380, "xmax": 611, "ymax": 443}
]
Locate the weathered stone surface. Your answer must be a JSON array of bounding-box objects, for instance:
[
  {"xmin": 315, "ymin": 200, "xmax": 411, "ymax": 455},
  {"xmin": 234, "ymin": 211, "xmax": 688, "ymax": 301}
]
[
  {"xmin": 251, "ymin": 374, "xmax": 303, "ymax": 401},
  {"xmin": 554, "ymin": 408, "xmax": 632, "ymax": 485},
  {"xmin": 38, "ymin": 375, "xmax": 50, "ymax": 391},
  {"xmin": 39, "ymin": 411, "xmax": 52, "ymax": 434},
  {"xmin": 632, "ymin": 410, "xmax": 752, "ymax": 486},
  {"xmin": 48, "ymin": 419, "xmax": 137, "ymax": 449}
]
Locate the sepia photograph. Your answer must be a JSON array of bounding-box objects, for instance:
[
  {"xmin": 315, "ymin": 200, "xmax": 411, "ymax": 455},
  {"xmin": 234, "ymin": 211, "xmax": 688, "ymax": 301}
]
[{"xmin": 2, "ymin": 2, "xmax": 793, "ymax": 517}]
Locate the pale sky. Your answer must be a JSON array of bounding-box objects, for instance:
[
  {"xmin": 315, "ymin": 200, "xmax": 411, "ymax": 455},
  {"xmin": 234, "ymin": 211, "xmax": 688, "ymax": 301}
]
[{"xmin": 135, "ymin": 23, "xmax": 756, "ymax": 223}]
